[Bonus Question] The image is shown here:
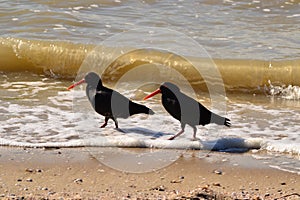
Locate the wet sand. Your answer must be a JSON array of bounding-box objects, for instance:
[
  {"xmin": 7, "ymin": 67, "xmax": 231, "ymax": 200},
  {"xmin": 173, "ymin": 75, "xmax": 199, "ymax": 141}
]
[{"xmin": 0, "ymin": 147, "xmax": 299, "ymax": 199}]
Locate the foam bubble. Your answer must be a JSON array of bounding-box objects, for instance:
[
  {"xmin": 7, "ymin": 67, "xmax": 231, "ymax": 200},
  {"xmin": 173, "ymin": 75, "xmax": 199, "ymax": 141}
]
[{"xmin": 267, "ymin": 81, "xmax": 300, "ymax": 100}]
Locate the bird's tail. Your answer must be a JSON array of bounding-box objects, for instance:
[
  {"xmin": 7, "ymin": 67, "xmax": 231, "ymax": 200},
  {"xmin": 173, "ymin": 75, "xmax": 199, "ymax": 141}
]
[
  {"xmin": 148, "ymin": 109, "xmax": 155, "ymax": 115},
  {"xmin": 212, "ymin": 113, "xmax": 231, "ymax": 127},
  {"xmin": 129, "ymin": 102, "xmax": 155, "ymax": 116}
]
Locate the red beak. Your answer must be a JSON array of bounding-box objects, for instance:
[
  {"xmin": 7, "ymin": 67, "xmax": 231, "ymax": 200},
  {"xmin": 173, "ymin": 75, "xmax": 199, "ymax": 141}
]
[
  {"xmin": 143, "ymin": 89, "xmax": 161, "ymax": 100},
  {"xmin": 67, "ymin": 79, "xmax": 85, "ymax": 90}
]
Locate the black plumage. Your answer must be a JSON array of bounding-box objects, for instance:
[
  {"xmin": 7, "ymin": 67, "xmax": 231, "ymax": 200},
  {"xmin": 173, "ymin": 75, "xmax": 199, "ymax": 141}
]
[
  {"xmin": 144, "ymin": 82, "xmax": 230, "ymax": 140},
  {"xmin": 68, "ymin": 72, "xmax": 154, "ymax": 128}
]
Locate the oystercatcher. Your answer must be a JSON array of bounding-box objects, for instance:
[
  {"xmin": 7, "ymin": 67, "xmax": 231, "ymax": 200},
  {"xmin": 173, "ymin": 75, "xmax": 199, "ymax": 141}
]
[
  {"xmin": 144, "ymin": 82, "xmax": 230, "ymax": 140},
  {"xmin": 68, "ymin": 72, "xmax": 154, "ymax": 128}
]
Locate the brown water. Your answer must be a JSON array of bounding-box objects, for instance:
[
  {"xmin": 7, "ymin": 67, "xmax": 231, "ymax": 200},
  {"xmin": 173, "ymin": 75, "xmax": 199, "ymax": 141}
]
[{"xmin": 1, "ymin": 0, "xmax": 299, "ymax": 60}]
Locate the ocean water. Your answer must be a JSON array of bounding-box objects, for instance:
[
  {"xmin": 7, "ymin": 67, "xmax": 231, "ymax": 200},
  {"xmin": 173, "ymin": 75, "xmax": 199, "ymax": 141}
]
[{"xmin": 0, "ymin": 0, "xmax": 300, "ymax": 174}]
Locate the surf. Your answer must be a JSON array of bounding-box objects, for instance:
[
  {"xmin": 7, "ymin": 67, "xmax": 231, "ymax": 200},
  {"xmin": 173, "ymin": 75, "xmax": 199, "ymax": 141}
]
[{"xmin": 1, "ymin": 37, "xmax": 299, "ymax": 95}]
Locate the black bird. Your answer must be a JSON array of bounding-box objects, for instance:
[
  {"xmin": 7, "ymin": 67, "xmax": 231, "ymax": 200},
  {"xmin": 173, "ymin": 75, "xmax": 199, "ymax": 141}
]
[
  {"xmin": 144, "ymin": 82, "xmax": 230, "ymax": 140},
  {"xmin": 68, "ymin": 72, "xmax": 154, "ymax": 128}
]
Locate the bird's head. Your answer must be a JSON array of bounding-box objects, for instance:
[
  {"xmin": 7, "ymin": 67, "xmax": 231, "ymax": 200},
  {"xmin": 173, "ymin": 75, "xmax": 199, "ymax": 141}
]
[
  {"xmin": 160, "ymin": 82, "xmax": 180, "ymax": 94},
  {"xmin": 67, "ymin": 72, "xmax": 102, "ymax": 90},
  {"xmin": 143, "ymin": 82, "xmax": 180, "ymax": 100}
]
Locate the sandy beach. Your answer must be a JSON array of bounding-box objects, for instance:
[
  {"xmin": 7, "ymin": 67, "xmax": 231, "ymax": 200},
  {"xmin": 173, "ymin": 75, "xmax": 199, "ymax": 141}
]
[
  {"xmin": 1, "ymin": 0, "xmax": 300, "ymax": 199},
  {"xmin": 0, "ymin": 147, "xmax": 299, "ymax": 199}
]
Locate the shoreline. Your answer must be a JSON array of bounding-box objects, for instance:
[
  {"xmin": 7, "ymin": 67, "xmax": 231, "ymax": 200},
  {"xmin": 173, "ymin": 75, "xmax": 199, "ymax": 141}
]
[{"xmin": 0, "ymin": 147, "xmax": 299, "ymax": 199}]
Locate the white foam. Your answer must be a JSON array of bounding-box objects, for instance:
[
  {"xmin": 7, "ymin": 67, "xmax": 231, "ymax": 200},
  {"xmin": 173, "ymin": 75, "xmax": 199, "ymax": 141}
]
[
  {"xmin": 0, "ymin": 94, "xmax": 263, "ymax": 151},
  {"xmin": 0, "ymin": 78, "xmax": 299, "ymax": 159},
  {"xmin": 267, "ymin": 81, "xmax": 300, "ymax": 100},
  {"xmin": 269, "ymin": 165, "xmax": 300, "ymax": 175},
  {"xmin": 264, "ymin": 141, "xmax": 300, "ymax": 156},
  {"xmin": 82, "ymin": 134, "xmax": 261, "ymax": 151}
]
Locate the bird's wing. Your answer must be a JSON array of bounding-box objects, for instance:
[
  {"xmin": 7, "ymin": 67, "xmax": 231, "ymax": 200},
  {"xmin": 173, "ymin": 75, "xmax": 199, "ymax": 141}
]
[
  {"xmin": 103, "ymin": 88, "xmax": 131, "ymax": 118},
  {"xmin": 170, "ymin": 92, "xmax": 229, "ymax": 126},
  {"xmin": 162, "ymin": 94, "xmax": 181, "ymax": 121},
  {"xmin": 177, "ymin": 93, "xmax": 203, "ymax": 125}
]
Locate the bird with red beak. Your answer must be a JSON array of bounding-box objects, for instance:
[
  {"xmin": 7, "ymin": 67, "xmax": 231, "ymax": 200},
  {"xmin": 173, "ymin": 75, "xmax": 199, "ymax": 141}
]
[
  {"xmin": 68, "ymin": 72, "xmax": 154, "ymax": 129},
  {"xmin": 144, "ymin": 82, "xmax": 230, "ymax": 140}
]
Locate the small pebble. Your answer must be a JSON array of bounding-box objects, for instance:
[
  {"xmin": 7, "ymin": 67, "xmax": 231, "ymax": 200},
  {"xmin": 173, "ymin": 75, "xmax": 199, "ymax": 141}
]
[
  {"xmin": 158, "ymin": 186, "xmax": 165, "ymax": 191},
  {"xmin": 173, "ymin": 190, "xmax": 179, "ymax": 195},
  {"xmin": 25, "ymin": 168, "xmax": 34, "ymax": 173},
  {"xmin": 202, "ymin": 185, "xmax": 209, "ymax": 190},
  {"xmin": 213, "ymin": 169, "xmax": 223, "ymax": 175},
  {"xmin": 212, "ymin": 183, "xmax": 221, "ymax": 187},
  {"xmin": 26, "ymin": 178, "xmax": 33, "ymax": 182},
  {"xmin": 151, "ymin": 185, "xmax": 165, "ymax": 191},
  {"xmin": 17, "ymin": 179, "xmax": 22, "ymax": 182},
  {"xmin": 48, "ymin": 191, "xmax": 56, "ymax": 195},
  {"xmin": 74, "ymin": 178, "xmax": 83, "ymax": 183},
  {"xmin": 170, "ymin": 179, "xmax": 182, "ymax": 183},
  {"xmin": 280, "ymin": 182, "xmax": 286, "ymax": 185}
]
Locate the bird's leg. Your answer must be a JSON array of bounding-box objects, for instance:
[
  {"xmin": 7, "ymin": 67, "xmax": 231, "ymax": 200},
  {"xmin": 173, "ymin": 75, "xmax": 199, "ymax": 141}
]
[
  {"xmin": 100, "ymin": 117, "xmax": 109, "ymax": 128},
  {"xmin": 112, "ymin": 118, "xmax": 119, "ymax": 129},
  {"xmin": 168, "ymin": 124, "xmax": 185, "ymax": 140},
  {"xmin": 192, "ymin": 126, "xmax": 198, "ymax": 141}
]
